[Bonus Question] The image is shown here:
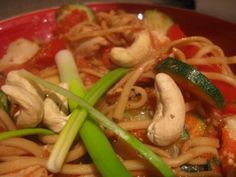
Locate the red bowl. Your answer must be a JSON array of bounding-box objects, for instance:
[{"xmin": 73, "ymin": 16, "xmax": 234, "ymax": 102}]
[{"xmin": 0, "ymin": 3, "xmax": 236, "ymax": 58}]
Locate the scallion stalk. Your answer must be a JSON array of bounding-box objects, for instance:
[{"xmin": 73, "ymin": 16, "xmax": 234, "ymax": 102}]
[
  {"xmin": 48, "ymin": 50, "xmax": 132, "ymax": 177},
  {"xmin": 20, "ymin": 69, "xmax": 175, "ymax": 177},
  {"xmin": 0, "ymin": 128, "xmax": 54, "ymax": 141}
]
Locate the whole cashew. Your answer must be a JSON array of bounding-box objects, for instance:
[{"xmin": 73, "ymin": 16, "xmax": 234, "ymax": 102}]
[
  {"xmin": 147, "ymin": 73, "xmax": 185, "ymax": 146},
  {"xmin": 110, "ymin": 30, "xmax": 151, "ymax": 67},
  {"xmin": 43, "ymin": 98, "xmax": 69, "ymax": 133},
  {"xmin": 1, "ymin": 71, "xmax": 44, "ymax": 128},
  {"xmin": 43, "ymin": 82, "xmax": 69, "ymax": 133}
]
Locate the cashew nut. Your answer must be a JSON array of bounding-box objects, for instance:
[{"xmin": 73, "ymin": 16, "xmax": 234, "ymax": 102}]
[
  {"xmin": 43, "ymin": 83, "xmax": 69, "ymax": 133},
  {"xmin": 147, "ymin": 73, "xmax": 185, "ymax": 146},
  {"xmin": 1, "ymin": 71, "xmax": 44, "ymax": 128},
  {"xmin": 43, "ymin": 98, "xmax": 69, "ymax": 133},
  {"xmin": 75, "ymin": 36, "xmax": 108, "ymax": 57},
  {"xmin": 110, "ymin": 30, "xmax": 151, "ymax": 67}
]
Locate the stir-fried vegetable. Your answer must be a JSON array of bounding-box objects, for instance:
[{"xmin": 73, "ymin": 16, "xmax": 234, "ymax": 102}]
[
  {"xmin": 56, "ymin": 3, "xmax": 94, "ymax": 34},
  {"xmin": 48, "ymin": 50, "xmax": 132, "ymax": 177},
  {"xmin": 144, "ymin": 9, "xmax": 174, "ymax": 35},
  {"xmin": 185, "ymin": 112, "xmax": 206, "ymax": 138},
  {"xmin": 0, "ymin": 90, "xmax": 9, "ymax": 113},
  {"xmin": 180, "ymin": 164, "xmax": 210, "ymax": 173},
  {"xmin": 155, "ymin": 57, "xmax": 225, "ymax": 108},
  {"xmin": 20, "ymin": 69, "xmax": 175, "ymax": 177}
]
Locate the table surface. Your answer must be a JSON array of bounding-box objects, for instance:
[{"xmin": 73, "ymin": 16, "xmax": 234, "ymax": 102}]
[{"xmin": 0, "ymin": 0, "xmax": 235, "ymax": 24}]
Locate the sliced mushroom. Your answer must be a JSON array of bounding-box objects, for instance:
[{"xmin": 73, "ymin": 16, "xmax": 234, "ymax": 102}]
[
  {"xmin": 1, "ymin": 71, "xmax": 44, "ymax": 128},
  {"xmin": 147, "ymin": 73, "xmax": 185, "ymax": 146},
  {"xmin": 110, "ymin": 30, "xmax": 152, "ymax": 67}
]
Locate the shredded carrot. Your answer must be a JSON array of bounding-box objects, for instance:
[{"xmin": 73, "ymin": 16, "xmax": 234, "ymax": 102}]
[{"xmin": 184, "ymin": 112, "xmax": 206, "ymax": 137}]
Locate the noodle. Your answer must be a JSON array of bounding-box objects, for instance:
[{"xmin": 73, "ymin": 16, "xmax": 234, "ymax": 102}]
[
  {"xmin": 163, "ymin": 146, "xmax": 218, "ymax": 167},
  {"xmin": 0, "ymin": 165, "xmax": 48, "ymax": 177},
  {"xmin": 0, "ymin": 145, "xmax": 28, "ymax": 156},
  {"xmin": 163, "ymin": 36, "xmax": 213, "ymax": 53},
  {"xmin": 38, "ymin": 140, "xmax": 87, "ymax": 162},
  {"xmin": 203, "ymin": 72, "xmax": 236, "ymax": 87},
  {"xmin": 0, "ymin": 157, "xmax": 46, "ymax": 175},
  {"xmin": 113, "ymin": 59, "xmax": 155, "ymax": 120},
  {"xmin": 188, "ymin": 157, "xmax": 208, "ymax": 165},
  {"xmin": 108, "ymin": 71, "xmax": 134, "ymax": 94},
  {"xmin": 65, "ymin": 142, "xmax": 87, "ymax": 162},
  {"xmin": 175, "ymin": 168, "xmax": 222, "ymax": 177},
  {"xmin": 144, "ymin": 144, "xmax": 171, "ymax": 158},
  {"xmin": 187, "ymin": 56, "xmax": 236, "ymax": 65},
  {"xmin": 118, "ymin": 119, "xmax": 151, "ymax": 131},
  {"xmin": 181, "ymin": 137, "xmax": 219, "ymax": 153},
  {"xmin": 39, "ymin": 66, "xmax": 58, "ymax": 78},
  {"xmin": 125, "ymin": 86, "xmax": 148, "ymax": 110},
  {"xmin": 193, "ymin": 45, "xmax": 224, "ymax": 58},
  {"xmin": 79, "ymin": 175, "xmax": 99, "ymax": 177},
  {"xmin": 39, "ymin": 135, "xmax": 59, "ymax": 144},
  {"xmin": 61, "ymin": 160, "xmax": 150, "ymax": 175},
  {"xmin": 171, "ymin": 47, "xmax": 186, "ymax": 61},
  {"xmin": 68, "ymin": 25, "xmax": 137, "ymax": 41},
  {"xmin": 0, "ymin": 157, "xmax": 150, "ymax": 176},
  {"xmin": 0, "ymin": 109, "xmax": 16, "ymax": 130},
  {"xmin": 0, "ymin": 120, "xmax": 6, "ymax": 130},
  {"xmin": 0, "ymin": 138, "xmax": 43, "ymax": 157}
]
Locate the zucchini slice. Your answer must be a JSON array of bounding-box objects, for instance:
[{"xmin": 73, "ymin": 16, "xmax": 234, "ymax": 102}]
[
  {"xmin": 180, "ymin": 164, "xmax": 210, "ymax": 173},
  {"xmin": 155, "ymin": 58, "xmax": 225, "ymax": 108},
  {"xmin": 56, "ymin": 3, "xmax": 94, "ymax": 22},
  {"xmin": 144, "ymin": 10, "xmax": 174, "ymax": 35}
]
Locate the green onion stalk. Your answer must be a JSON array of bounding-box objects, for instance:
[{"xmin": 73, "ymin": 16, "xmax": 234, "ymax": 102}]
[
  {"xmin": 47, "ymin": 50, "xmax": 132, "ymax": 177},
  {"xmin": 0, "ymin": 128, "xmax": 54, "ymax": 141},
  {"xmin": 20, "ymin": 55, "xmax": 175, "ymax": 177}
]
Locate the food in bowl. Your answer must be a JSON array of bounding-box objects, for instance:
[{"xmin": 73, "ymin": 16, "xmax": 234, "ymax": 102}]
[{"xmin": 0, "ymin": 3, "xmax": 235, "ymax": 177}]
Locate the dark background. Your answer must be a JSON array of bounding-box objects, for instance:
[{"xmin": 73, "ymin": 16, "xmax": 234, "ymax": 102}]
[{"xmin": 0, "ymin": 0, "xmax": 235, "ymax": 23}]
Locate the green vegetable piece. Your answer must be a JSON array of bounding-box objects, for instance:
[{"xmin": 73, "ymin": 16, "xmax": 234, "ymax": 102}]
[
  {"xmin": 0, "ymin": 90, "xmax": 9, "ymax": 113},
  {"xmin": 56, "ymin": 3, "xmax": 94, "ymax": 22},
  {"xmin": 210, "ymin": 155, "xmax": 221, "ymax": 166},
  {"xmin": 64, "ymin": 68, "xmax": 132, "ymax": 177},
  {"xmin": 0, "ymin": 128, "xmax": 54, "ymax": 141},
  {"xmin": 47, "ymin": 49, "xmax": 132, "ymax": 177},
  {"xmin": 155, "ymin": 57, "xmax": 225, "ymax": 108},
  {"xmin": 180, "ymin": 164, "xmax": 210, "ymax": 173},
  {"xmin": 20, "ymin": 70, "xmax": 175, "ymax": 177},
  {"xmin": 195, "ymin": 113, "xmax": 207, "ymax": 132},
  {"xmin": 181, "ymin": 128, "xmax": 190, "ymax": 140},
  {"xmin": 144, "ymin": 9, "xmax": 174, "ymax": 35}
]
